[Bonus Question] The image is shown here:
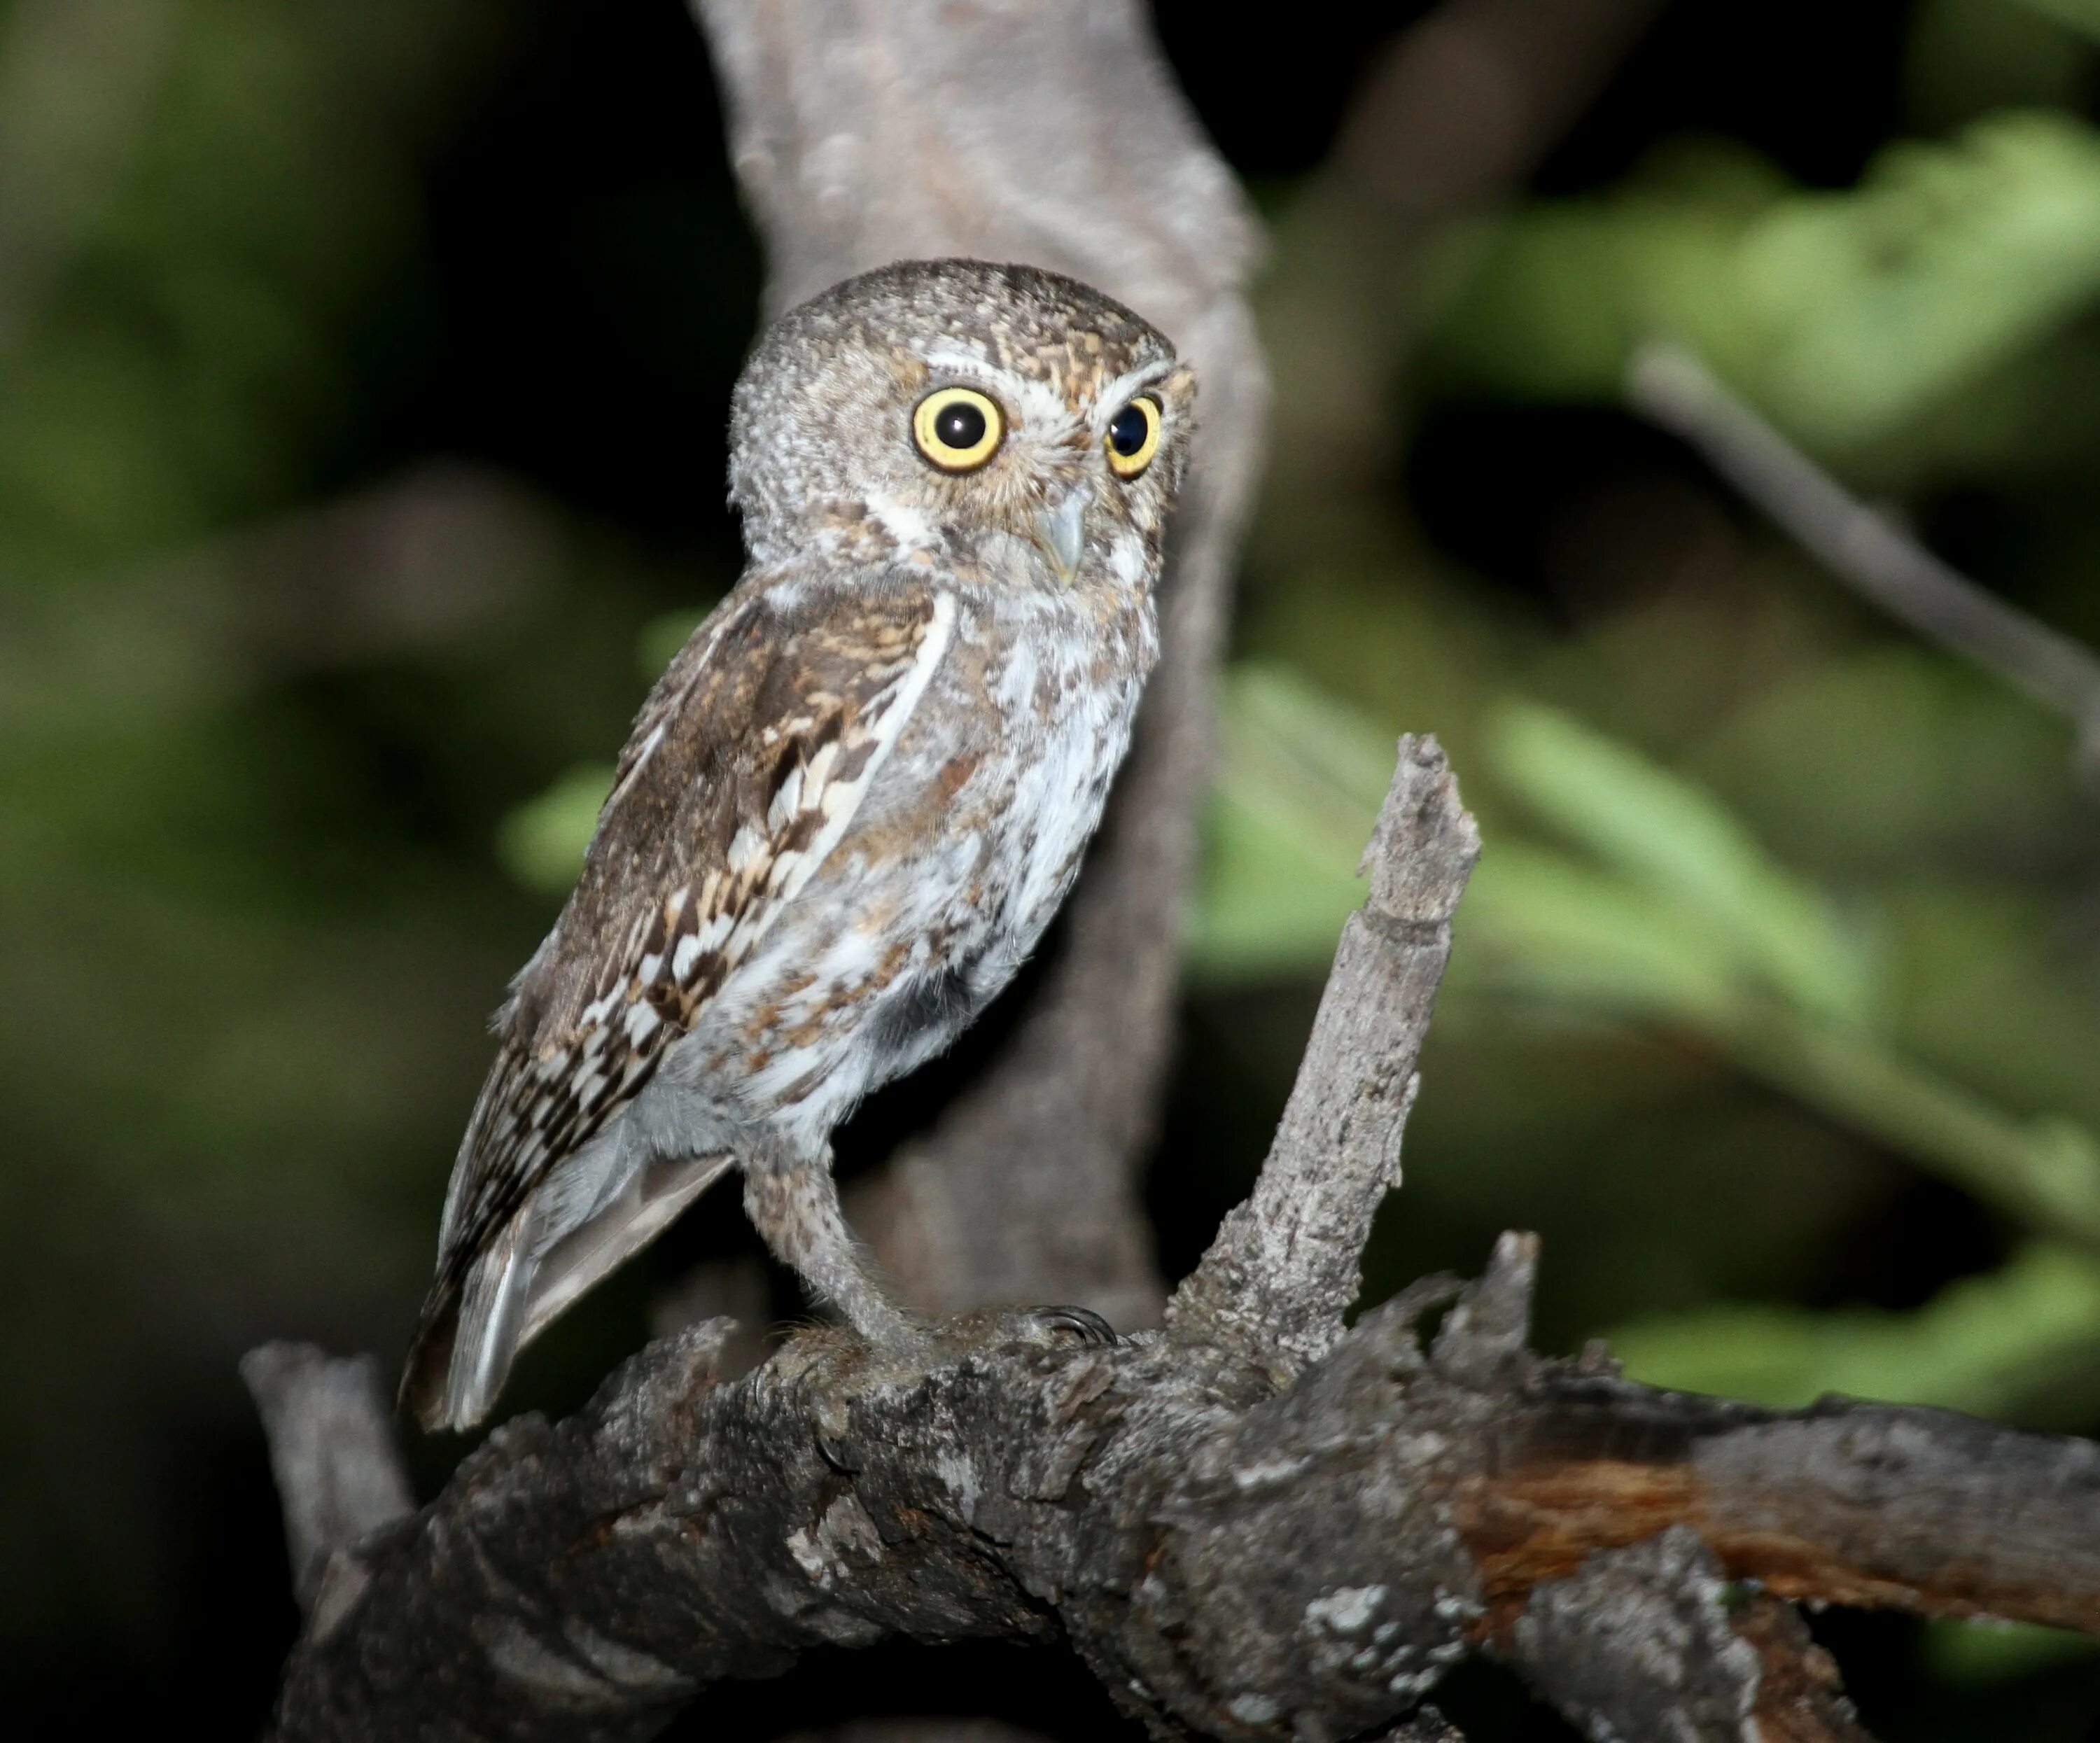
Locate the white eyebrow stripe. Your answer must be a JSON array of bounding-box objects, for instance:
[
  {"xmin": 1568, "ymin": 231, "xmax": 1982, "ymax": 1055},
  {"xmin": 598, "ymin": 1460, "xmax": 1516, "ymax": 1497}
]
[
  {"xmin": 917, "ymin": 351, "xmax": 1176, "ymax": 400},
  {"xmin": 1097, "ymin": 357, "xmax": 1178, "ymax": 414},
  {"xmin": 1111, "ymin": 355, "xmax": 1178, "ymax": 391},
  {"xmin": 917, "ymin": 348, "xmax": 998, "ymax": 377}
]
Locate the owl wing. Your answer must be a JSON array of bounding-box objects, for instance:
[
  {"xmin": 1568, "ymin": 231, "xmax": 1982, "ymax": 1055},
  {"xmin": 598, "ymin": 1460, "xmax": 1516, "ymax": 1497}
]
[{"xmin": 403, "ymin": 575, "xmax": 959, "ymax": 1427}]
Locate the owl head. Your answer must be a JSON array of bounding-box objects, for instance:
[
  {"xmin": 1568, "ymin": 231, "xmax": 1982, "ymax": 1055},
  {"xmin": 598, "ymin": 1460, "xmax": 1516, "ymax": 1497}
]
[{"xmin": 728, "ymin": 259, "xmax": 1195, "ymax": 594}]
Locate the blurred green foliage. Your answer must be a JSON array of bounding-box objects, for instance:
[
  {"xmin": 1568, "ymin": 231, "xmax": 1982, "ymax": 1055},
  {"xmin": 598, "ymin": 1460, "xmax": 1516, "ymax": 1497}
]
[
  {"xmin": 10, "ymin": 0, "xmax": 2100, "ymax": 1735},
  {"xmin": 1431, "ymin": 109, "xmax": 2100, "ymax": 461},
  {"xmin": 0, "ymin": 0, "xmax": 716, "ymax": 1702}
]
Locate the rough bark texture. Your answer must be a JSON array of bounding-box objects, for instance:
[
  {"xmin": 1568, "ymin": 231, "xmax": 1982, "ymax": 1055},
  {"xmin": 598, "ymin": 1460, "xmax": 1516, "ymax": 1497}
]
[
  {"xmin": 262, "ymin": 1228, "xmax": 2100, "ymax": 1743},
  {"xmin": 240, "ymin": 1346, "xmax": 414, "ymax": 1626},
  {"xmin": 692, "ymin": 0, "xmax": 1268, "ymax": 1329},
  {"xmin": 1169, "ymin": 738, "xmax": 1478, "ymax": 1373},
  {"xmin": 261, "ymin": 741, "xmax": 2100, "ymax": 1743}
]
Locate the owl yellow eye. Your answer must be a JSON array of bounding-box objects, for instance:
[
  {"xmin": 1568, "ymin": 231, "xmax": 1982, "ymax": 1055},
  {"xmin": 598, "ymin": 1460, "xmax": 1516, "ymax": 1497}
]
[
  {"xmin": 911, "ymin": 386, "xmax": 1004, "ymax": 472},
  {"xmin": 1103, "ymin": 394, "xmax": 1161, "ymax": 479}
]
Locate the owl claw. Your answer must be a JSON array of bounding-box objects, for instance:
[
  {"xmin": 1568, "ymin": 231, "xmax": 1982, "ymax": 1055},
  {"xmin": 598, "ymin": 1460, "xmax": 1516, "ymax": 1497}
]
[{"xmin": 1016, "ymin": 1305, "xmax": 1119, "ymax": 1348}]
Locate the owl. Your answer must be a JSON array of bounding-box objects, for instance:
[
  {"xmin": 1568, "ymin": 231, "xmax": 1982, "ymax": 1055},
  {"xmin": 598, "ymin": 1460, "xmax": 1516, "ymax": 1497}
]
[{"xmin": 401, "ymin": 258, "xmax": 1196, "ymax": 1431}]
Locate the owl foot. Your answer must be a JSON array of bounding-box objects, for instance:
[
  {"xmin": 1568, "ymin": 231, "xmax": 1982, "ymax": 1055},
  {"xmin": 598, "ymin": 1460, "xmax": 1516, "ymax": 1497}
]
[
  {"xmin": 743, "ymin": 1154, "xmax": 931, "ymax": 1357},
  {"xmin": 1000, "ymin": 1305, "xmax": 1120, "ymax": 1348}
]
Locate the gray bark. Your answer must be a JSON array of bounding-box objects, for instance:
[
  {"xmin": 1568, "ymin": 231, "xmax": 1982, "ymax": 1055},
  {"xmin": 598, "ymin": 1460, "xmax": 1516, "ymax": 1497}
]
[
  {"xmin": 260, "ymin": 1219, "xmax": 2100, "ymax": 1743},
  {"xmin": 692, "ymin": 0, "xmax": 1268, "ymax": 1329},
  {"xmin": 259, "ymin": 741, "xmax": 2100, "ymax": 1743},
  {"xmin": 1169, "ymin": 738, "xmax": 1479, "ymax": 1373},
  {"xmin": 239, "ymin": 1347, "xmax": 413, "ymax": 1626}
]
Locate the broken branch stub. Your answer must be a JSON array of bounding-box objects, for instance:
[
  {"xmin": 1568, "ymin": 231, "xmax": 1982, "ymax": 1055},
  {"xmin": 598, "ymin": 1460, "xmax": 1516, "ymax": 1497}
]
[
  {"xmin": 1170, "ymin": 733, "xmax": 1480, "ymax": 1370},
  {"xmin": 239, "ymin": 1344, "xmax": 414, "ymax": 1618}
]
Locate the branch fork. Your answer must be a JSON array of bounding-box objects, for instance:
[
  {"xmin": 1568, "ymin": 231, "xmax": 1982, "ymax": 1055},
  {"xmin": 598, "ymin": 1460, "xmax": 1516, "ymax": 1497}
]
[{"xmin": 252, "ymin": 733, "xmax": 2100, "ymax": 1742}]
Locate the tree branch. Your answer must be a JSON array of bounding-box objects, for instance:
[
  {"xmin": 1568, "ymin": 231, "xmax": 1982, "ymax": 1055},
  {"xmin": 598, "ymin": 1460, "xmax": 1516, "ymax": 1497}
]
[
  {"xmin": 690, "ymin": 0, "xmax": 1268, "ymax": 1328},
  {"xmin": 241, "ymin": 1345, "xmax": 413, "ymax": 1627},
  {"xmin": 263, "ymin": 738, "xmax": 2100, "ymax": 1742},
  {"xmin": 1168, "ymin": 735, "xmax": 1479, "ymax": 1372},
  {"xmin": 1627, "ymin": 340, "xmax": 2100, "ymax": 769},
  {"xmin": 266, "ymin": 1229, "xmax": 2100, "ymax": 1742}
]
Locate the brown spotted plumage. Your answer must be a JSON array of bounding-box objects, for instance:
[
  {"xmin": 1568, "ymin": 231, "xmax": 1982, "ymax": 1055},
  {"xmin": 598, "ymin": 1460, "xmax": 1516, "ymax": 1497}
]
[{"xmin": 403, "ymin": 260, "xmax": 1194, "ymax": 1429}]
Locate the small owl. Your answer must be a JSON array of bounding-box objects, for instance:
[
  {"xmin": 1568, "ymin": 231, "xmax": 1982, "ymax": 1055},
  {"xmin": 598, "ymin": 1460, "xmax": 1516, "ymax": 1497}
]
[{"xmin": 402, "ymin": 258, "xmax": 1195, "ymax": 1430}]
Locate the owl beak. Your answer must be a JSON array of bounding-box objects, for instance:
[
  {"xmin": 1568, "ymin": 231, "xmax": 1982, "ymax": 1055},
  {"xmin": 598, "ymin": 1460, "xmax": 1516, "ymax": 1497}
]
[{"xmin": 1035, "ymin": 484, "xmax": 1090, "ymax": 584}]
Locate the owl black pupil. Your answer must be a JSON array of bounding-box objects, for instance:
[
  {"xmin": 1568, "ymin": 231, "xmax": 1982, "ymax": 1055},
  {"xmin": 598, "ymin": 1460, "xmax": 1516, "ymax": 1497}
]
[
  {"xmin": 935, "ymin": 402, "xmax": 986, "ymax": 449},
  {"xmin": 1109, "ymin": 404, "xmax": 1149, "ymax": 456}
]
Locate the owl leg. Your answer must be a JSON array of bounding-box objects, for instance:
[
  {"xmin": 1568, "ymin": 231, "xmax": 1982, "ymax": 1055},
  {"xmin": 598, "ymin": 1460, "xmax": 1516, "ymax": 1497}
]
[{"xmin": 742, "ymin": 1147, "xmax": 925, "ymax": 1352}]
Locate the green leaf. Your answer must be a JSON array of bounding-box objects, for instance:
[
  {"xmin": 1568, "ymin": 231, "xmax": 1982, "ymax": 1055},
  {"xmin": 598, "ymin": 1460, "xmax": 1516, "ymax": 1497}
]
[
  {"xmin": 1457, "ymin": 843, "xmax": 1748, "ymax": 1028},
  {"xmin": 496, "ymin": 762, "xmax": 612, "ymax": 898},
  {"xmin": 1485, "ymin": 702, "xmax": 1876, "ymax": 1025},
  {"xmin": 1430, "ymin": 112, "xmax": 2100, "ymax": 456},
  {"xmin": 1723, "ymin": 1020, "xmax": 2100, "ymax": 1248},
  {"xmin": 1424, "ymin": 140, "xmax": 1784, "ymax": 405},
  {"xmin": 1738, "ymin": 111, "xmax": 2100, "ymax": 450},
  {"xmin": 1190, "ymin": 665, "xmax": 1398, "ymax": 981},
  {"xmin": 1609, "ymin": 1242, "xmax": 2100, "ymax": 1417},
  {"xmin": 1200, "ymin": 671, "xmax": 2100, "ymax": 1250},
  {"xmin": 1698, "ymin": 645, "xmax": 2073, "ymax": 878}
]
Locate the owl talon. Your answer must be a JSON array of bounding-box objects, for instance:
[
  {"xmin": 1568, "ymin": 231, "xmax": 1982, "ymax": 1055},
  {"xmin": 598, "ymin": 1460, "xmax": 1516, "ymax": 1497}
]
[{"xmin": 1016, "ymin": 1305, "xmax": 1119, "ymax": 1348}]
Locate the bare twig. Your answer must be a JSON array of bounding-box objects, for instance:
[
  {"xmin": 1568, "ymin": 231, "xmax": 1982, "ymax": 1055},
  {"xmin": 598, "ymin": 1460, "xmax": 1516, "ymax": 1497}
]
[
  {"xmin": 1628, "ymin": 340, "xmax": 2100, "ymax": 766},
  {"xmin": 692, "ymin": 0, "xmax": 1268, "ymax": 1329},
  {"xmin": 1169, "ymin": 735, "xmax": 1479, "ymax": 1372},
  {"xmin": 240, "ymin": 1345, "xmax": 413, "ymax": 1619}
]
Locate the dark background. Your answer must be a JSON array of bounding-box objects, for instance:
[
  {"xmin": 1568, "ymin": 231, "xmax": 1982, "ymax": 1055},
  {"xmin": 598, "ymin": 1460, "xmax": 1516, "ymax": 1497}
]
[{"xmin": 6, "ymin": 1, "xmax": 2100, "ymax": 1736}]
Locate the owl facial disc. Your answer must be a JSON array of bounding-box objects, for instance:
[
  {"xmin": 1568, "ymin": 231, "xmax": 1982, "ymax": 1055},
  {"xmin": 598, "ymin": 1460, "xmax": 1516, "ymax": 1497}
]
[{"xmin": 723, "ymin": 258, "xmax": 1194, "ymax": 598}]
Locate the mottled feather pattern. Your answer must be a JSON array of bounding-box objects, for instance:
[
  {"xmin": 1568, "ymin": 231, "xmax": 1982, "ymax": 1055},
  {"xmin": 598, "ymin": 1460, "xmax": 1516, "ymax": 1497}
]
[
  {"xmin": 429, "ymin": 583, "xmax": 953, "ymax": 1308},
  {"xmin": 405, "ymin": 260, "xmax": 1196, "ymax": 1429}
]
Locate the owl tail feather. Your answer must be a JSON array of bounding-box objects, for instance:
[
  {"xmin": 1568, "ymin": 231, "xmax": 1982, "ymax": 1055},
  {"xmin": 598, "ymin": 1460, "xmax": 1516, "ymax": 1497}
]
[
  {"xmin": 400, "ymin": 1152, "xmax": 738, "ymax": 1434},
  {"xmin": 400, "ymin": 1212, "xmax": 533, "ymax": 1433}
]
